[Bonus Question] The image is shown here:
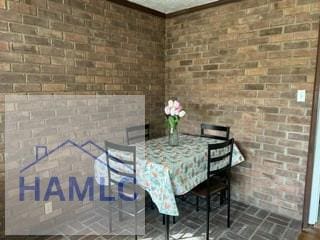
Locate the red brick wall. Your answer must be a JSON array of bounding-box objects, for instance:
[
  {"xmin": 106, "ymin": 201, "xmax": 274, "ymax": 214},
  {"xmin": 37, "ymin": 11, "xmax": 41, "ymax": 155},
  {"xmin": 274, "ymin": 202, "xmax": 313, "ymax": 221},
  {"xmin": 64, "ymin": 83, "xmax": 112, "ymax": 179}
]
[
  {"xmin": 165, "ymin": 0, "xmax": 320, "ymax": 219},
  {"xmin": 1, "ymin": 0, "xmax": 320, "ymax": 233},
  {"xmin": 0, "ymin": 0, "xmax": 165, "ymax": 235}
]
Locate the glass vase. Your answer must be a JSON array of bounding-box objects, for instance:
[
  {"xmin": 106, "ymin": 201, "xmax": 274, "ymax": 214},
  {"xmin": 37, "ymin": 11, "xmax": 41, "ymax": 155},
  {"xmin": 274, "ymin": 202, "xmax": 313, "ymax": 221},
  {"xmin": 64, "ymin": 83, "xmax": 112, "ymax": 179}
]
[{"xmin": 168, "ymin": 127, "xmax": 179, "ymax": 146}]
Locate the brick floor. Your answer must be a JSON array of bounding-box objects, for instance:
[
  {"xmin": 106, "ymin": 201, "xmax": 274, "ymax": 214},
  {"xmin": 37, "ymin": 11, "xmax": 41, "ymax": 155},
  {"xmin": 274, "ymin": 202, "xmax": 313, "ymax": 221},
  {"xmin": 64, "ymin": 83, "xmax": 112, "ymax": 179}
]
[{"xmin": 35, "ymin": 194, "xmax": 301, "ymax": 240}]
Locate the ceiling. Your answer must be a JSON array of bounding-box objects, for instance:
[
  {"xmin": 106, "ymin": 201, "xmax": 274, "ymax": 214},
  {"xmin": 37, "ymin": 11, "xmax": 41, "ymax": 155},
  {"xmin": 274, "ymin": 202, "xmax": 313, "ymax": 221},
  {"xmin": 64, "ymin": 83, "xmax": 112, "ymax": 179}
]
[{"xmin": 127, "ymin": 0, "xmax": 220, "ymax": 14}]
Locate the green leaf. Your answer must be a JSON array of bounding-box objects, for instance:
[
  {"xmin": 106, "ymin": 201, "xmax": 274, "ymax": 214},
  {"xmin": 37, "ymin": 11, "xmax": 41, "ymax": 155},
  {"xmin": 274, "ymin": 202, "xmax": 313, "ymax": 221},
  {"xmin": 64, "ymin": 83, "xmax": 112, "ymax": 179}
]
[{"xmin": 166, "ymin": 115, "xmax": 180, "ymax": 129}]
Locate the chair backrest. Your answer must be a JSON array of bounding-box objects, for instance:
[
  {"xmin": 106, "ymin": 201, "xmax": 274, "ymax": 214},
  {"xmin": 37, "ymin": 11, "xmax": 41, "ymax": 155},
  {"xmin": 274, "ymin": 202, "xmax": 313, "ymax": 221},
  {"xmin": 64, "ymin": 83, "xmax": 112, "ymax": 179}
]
[
  {"xmin": 105, "ymin": 141, "xmax": 136, "ymax": 187},
  {"xmin": 207, "ymin": 138, "xmax": 234, "ymax": 178},
  {"xmin": 126, "ymin": 124, "xmax": 150, "ymax": 145},
  {"xmin": 201, "ymin": 123, "xmax": 230, "ymax": 140}
]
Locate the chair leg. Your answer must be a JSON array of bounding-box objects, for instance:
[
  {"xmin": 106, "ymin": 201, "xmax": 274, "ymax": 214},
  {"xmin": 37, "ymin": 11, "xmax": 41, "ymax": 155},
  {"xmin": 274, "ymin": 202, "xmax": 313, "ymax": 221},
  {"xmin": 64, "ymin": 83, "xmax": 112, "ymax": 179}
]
[
  {"xmin": 135, "ymin": 199, "xmax": 138, "ymax": 240},
  {"xmin": 196, "ymin": 196, "xmax": 199, "ymax": 212},
  {"xmin": 165, "ymin": 215, "xmax": 170, "ymax": 240},
  {"xmin": 227, "ymin": 186, "xmax": 231, "ymax": 228},
  {"xmin": 206, "ymin": 195, "xmax": 210, "ymax": 240},
  {"xmin": 108, "ymin": 204, "xmax": 112, "ymax": 233},
  {"xmin": 108, "ymin": 188, "xmax": 112, "ymax": 234},
  {"xmin": 134, "ymin": 218, "xmax": 138, "ymax": 240},
  {"xmin": 119, "ymin": 199, "xmax": 123, "ymax": 221},
  {"xmin": 162, "ymin": 214, "xmax": 165, "ymax": 225},
  {"xmin": 173, "ymin": 216, "xmax": 176, "ymax": 224}
]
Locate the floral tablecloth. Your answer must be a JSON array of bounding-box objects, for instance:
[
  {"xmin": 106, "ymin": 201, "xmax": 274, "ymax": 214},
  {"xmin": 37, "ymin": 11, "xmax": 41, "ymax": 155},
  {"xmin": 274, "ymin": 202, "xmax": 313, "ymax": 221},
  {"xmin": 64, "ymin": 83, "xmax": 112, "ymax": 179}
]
[{"xmin": 95, "ymin": 135, "xmax": 245, "ymax": 216}]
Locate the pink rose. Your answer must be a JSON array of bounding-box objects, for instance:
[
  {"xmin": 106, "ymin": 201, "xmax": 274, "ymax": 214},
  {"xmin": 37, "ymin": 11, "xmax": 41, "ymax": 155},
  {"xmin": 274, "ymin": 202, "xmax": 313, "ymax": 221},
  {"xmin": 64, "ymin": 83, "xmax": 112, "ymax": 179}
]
[{"xmin": 173, "ymin": 100, "xmax": 180, "ymax": 109}]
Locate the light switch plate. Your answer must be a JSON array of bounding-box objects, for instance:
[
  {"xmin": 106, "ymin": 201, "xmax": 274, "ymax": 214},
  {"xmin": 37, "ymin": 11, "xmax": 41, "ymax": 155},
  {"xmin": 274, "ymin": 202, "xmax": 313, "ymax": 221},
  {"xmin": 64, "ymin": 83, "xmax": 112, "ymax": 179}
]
[
  {"xmin": 297, "ymin": 90, "xmax": 306, "ymax": 102},
  {"xmin": 44, "ymin": 202, "xmax": 52, "ymax": 215}
]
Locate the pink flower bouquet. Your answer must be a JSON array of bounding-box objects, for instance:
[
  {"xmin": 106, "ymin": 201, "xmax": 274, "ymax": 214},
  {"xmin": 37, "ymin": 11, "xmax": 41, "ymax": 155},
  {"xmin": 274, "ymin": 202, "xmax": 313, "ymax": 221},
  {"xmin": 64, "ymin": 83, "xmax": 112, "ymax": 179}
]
[{"xmin": 164, "ymin": 99, "xmax": 186, "ymax": 134}]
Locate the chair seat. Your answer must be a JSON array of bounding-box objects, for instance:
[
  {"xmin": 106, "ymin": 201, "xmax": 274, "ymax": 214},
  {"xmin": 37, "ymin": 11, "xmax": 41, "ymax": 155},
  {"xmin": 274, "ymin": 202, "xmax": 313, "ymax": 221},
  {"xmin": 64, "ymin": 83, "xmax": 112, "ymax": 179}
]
[{"xmin": 191, "ymin": 178, "xmax": 227, "ymax": 198}]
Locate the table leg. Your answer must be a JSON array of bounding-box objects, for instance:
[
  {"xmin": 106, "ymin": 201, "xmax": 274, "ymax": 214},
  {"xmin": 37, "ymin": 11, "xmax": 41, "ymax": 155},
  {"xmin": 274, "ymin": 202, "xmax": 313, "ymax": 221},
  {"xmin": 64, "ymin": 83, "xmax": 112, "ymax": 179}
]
[{"xmin": 165, "ymin": 215, "xmax": 170, "ymax": 240}]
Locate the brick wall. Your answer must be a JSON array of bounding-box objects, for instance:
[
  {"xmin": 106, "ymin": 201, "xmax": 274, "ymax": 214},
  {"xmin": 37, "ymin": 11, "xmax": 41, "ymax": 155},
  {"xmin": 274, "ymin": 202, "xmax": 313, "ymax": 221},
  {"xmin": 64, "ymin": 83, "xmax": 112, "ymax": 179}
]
[
  {"xmin": 0, "ymin": 0, "xmax": 165, "ymax": 234},
  {"xmin": 165, "ymin": 0, "xmax": 320, "ymax": 219},
  {"xmin": 1, "ymin": 0, "xmax": 320, "ymax": 234},
  {"xmin": 0, "ymin": 0, "xmax": 165, "ymax": 130}
]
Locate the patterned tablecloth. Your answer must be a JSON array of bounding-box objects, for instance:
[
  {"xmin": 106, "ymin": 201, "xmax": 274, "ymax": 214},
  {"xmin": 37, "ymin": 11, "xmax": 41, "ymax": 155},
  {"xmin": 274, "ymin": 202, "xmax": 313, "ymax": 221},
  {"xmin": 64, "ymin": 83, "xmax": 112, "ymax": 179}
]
[{"xmin": 95, "ymin": 135, "xmax": 245, "ymax": 216}]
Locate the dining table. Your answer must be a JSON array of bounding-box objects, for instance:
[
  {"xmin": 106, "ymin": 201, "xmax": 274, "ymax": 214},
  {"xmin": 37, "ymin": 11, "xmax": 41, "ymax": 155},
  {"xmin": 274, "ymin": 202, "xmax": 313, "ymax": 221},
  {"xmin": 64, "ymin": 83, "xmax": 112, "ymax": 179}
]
[{"xmin": 95, "ymin": 134, "xmax": 245, "ymax": 240}]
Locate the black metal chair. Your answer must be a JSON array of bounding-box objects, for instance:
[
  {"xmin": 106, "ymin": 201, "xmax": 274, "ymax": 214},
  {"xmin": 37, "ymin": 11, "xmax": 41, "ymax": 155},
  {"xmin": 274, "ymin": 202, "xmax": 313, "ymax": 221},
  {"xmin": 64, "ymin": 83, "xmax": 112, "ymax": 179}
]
[
  {"xmin": 201, "ymin": 123, "xmax": 230, "ymax": 205},
  {"xmin": 105, "ymin": 141, "xmax": 143, "ymax": 239},
  {"xmin": 191, "ymin": 138, "xmax": 234, "ymax": 240},
  {"xmin": 126, "ymin": 124, "xmax": 176, "ymax": 225},
  {"xmin": 201, "ymin": 123, "xmax": 230, "ymax": 140},
  {"xmin": 126, "ymin": 124, "xmax": 150, "ymax": 145},
  {"xmin": 126, "ymin": 124, "xmax": 154, "ymax": 210}
]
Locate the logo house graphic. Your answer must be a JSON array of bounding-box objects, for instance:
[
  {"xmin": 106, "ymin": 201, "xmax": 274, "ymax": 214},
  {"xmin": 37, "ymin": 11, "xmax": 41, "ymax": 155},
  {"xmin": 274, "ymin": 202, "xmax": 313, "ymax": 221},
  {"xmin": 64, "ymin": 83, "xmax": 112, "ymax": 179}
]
[
  {"xmin": 19, "ymin": 140, "xmax": 137, "ymax": 202},
  {"xmin": 20, "ymin": 140, "xmax": 105, "ymax": 174}
]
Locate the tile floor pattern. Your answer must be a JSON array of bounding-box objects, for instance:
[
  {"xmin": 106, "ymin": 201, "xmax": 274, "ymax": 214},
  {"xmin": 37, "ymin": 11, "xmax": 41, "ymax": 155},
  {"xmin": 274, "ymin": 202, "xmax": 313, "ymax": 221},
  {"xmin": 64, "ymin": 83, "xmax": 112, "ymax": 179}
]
[{"xmin": 9, "ymin": 195, "xmax": 302, "ymax": 240}]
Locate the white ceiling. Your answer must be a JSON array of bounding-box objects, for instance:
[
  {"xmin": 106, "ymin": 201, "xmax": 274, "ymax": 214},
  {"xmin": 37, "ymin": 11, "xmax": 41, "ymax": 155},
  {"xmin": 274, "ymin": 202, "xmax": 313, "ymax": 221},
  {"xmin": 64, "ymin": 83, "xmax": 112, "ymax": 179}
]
[{"xmin": 128, "ymin": 0, "xmax": 220, "ymax": 14}]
